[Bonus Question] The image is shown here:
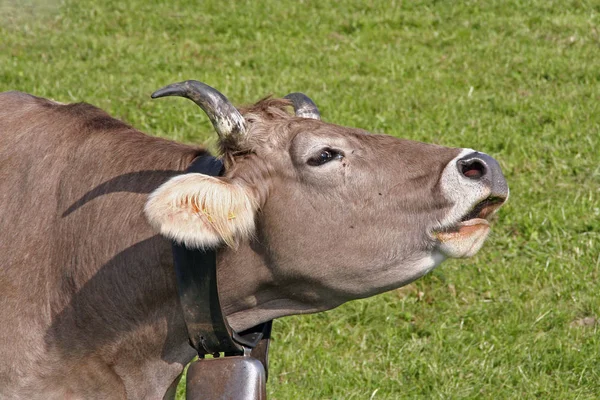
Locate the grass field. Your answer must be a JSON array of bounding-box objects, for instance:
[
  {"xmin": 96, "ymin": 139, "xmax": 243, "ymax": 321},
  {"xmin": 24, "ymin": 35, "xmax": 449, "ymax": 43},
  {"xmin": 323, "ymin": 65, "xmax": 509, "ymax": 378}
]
[{"xmin": 1, "ymin": 0, "xmax": 599, "ymax": 398}]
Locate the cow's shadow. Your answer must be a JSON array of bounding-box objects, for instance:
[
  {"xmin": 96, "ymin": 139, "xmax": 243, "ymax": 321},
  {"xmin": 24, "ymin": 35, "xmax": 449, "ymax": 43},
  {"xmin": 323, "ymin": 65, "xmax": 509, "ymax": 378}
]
[
  {"xmin": 61, "ymin": 170, "xmax": 178, "ymax": 217},
  {"xmin": 46, "ymin": 170, "xmax": 192, "ymax": 366}
]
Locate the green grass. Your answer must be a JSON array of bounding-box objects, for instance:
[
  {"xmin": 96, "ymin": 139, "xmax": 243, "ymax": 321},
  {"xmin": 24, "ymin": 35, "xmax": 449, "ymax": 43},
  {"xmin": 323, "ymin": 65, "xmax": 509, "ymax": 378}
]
[{"xmin": 2, "ymin": 0, "xmax": 599, "ymax": 398}]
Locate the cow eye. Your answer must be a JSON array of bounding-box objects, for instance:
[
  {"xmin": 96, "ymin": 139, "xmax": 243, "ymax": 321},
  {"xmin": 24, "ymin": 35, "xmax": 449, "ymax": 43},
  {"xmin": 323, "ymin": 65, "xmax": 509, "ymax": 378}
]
[{"xmin": 307, "ymin": 148, "xmax": 343, "ymax": 166}]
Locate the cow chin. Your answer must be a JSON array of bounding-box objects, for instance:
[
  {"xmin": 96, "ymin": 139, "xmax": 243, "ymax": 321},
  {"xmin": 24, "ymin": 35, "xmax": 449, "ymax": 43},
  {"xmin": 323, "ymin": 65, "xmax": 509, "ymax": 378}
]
[{"xmin": 433, "ymin": 219, "xmax": 491, "ymax": 258}]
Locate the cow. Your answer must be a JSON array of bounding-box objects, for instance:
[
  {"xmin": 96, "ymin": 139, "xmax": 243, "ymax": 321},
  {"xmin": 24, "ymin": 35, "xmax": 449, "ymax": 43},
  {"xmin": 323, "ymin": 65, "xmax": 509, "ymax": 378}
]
[{"xmin": 0, "ymin": 81, "xmax": 508, "ymax": 399}]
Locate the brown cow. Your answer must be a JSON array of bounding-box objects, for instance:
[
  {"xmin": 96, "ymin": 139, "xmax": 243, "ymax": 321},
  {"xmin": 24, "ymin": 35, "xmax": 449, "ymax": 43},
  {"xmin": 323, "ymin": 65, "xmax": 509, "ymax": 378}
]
[{"xmin": 0, "ymin": 81, "xmax": 508, "ymax": 399}]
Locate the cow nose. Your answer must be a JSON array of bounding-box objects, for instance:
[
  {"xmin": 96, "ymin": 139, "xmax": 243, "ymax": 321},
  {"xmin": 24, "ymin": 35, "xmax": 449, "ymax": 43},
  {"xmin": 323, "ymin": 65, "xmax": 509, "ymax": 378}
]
[{"xmin": 456, "ymin": 152, "xmax": 509, "ymax": 199}]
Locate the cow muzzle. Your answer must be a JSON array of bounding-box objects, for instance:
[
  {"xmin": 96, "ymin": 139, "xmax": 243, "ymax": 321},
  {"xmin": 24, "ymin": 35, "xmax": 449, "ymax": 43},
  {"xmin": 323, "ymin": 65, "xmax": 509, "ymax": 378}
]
[{"xmin": 434, "ymin": 149, "xmax": 509, "ymax": 258}]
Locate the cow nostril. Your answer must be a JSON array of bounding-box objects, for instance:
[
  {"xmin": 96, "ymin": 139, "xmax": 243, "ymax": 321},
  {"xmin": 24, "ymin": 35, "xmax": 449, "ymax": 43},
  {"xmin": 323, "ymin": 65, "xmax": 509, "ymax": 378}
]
[
  {"xmin": 454, "ymin": 151, "xmax": 508, "ymax": 197},
  {"xmin": 459, "ymin": 159, "xmax": 486, "ymax": 180}
]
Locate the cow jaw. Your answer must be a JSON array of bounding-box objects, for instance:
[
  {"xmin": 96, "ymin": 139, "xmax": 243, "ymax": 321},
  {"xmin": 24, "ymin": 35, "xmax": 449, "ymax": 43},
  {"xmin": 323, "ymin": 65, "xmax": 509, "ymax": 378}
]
[{"xmin": 219, "ymin": 248, "xmax": 450, "ymax": 332}]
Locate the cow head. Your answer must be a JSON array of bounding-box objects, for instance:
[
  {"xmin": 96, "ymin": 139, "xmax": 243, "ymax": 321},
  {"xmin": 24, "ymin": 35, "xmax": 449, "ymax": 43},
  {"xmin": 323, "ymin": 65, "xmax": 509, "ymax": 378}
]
[{"xmin": 145, "ymin": 81, "xmax": 508, "ymax": 327}]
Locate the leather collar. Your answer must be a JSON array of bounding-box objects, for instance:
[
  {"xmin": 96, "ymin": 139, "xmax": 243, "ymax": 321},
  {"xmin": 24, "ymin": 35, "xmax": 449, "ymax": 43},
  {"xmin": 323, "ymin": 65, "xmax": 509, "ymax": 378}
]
[{"xmin": 171, "ymin": 154, "xmax": 272, "ymax": 362}]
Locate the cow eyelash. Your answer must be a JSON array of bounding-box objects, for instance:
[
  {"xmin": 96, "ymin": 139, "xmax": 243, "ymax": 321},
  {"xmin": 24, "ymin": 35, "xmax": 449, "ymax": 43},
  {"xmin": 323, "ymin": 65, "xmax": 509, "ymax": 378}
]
[{"xmin": 307, "ymin": 148, "xmax": 344, "ymax": 166}]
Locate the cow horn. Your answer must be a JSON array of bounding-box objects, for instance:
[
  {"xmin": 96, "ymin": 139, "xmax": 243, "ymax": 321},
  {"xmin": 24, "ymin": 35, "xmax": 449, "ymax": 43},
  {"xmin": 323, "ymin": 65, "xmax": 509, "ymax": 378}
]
[
  {"xmin": 151, "ymin": 80, "xmax": 247, "ymax": 139},
  {"xmin": 284, "ymin": 93, "xmax": 321, "ymax": 120}
]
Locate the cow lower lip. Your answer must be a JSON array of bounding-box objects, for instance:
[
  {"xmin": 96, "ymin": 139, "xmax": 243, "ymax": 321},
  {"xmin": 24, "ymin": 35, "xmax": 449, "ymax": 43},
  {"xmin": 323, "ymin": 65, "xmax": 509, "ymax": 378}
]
[
  {"xmin": 433, "ymin": 218, "xmax": 491, "ymax": 258},
  {"xmin": 458, "ymin": 218, "xmax": 489, "ymax": 229},
  {"xmin": 437, "ymin": 218, "xmax": 489, "ymax": 238}
]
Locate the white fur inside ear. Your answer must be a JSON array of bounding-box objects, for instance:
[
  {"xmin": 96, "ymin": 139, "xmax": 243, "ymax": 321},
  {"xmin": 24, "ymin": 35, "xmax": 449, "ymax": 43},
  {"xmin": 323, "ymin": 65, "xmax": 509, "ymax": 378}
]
[{"xmin": 144, "ymin": 173, "xmax": 257, "ymax": 248}]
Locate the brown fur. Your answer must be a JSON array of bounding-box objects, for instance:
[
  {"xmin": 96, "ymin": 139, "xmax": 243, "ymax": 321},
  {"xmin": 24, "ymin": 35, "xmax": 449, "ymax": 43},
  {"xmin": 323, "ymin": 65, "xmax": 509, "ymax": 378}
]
[
  {"xmin": 0, "ymin": 90, "xmax": 501, "ymax": 399},
  {"xmin": 0, "ymin": 93, "xmax": 201, "ymax": 399},
  {"xmin": 218, "ymin": 97, "xmax": 292, "ymax": 157}
]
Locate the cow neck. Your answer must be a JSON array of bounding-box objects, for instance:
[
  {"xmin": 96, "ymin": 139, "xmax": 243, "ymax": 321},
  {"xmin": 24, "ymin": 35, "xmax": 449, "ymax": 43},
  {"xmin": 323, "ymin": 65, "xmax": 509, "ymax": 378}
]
[{"xmin": 171, "ymin": 153, "xmax": 272, "ymax": 363}]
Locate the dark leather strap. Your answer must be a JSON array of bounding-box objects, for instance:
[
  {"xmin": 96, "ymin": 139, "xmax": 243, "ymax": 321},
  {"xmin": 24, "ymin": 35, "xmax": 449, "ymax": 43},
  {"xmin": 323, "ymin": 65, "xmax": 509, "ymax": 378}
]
[{"xmin": 172, "ymin": 155, "xmax": 272, "ymax": 369}]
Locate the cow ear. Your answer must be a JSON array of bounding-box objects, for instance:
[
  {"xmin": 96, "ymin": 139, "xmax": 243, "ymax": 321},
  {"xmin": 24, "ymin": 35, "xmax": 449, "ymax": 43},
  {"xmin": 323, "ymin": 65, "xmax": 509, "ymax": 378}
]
[{"xmin": 144, "ymin": 173, "xmax": 258, "ymax": 249}]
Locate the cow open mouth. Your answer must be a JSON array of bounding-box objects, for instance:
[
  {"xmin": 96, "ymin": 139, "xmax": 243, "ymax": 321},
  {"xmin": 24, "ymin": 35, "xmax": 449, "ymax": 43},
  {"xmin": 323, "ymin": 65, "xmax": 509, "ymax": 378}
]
[
  {"xmin": 434, "ymin": 196, "xmax": 506, "ymax": 258},
  {"xmin": 459, "ymin": 196, "xmax": 505, "ymax": 223}
]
